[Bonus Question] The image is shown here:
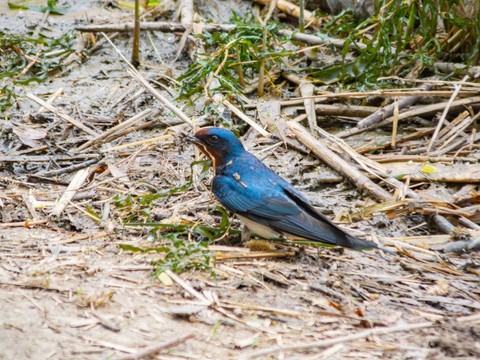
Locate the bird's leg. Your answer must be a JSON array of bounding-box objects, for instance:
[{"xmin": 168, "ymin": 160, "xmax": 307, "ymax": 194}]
[{"xmin": 241, "ymin": 225, "xmax": 252, "ymax": 243}]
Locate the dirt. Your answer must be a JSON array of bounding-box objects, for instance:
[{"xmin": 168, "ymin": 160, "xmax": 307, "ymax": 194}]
[
  {"xmin": 1, "ymin": 1, "xmax": 480, "ymax": 360},
  {"xmin": 2, "ymin": 224, "xmax": 480, "ymax": 360}
]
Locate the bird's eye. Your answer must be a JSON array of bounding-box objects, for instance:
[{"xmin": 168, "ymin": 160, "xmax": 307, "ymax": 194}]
[{"xmin": 210, "ymin": 134, "xmax": 219, "ymax": 143}]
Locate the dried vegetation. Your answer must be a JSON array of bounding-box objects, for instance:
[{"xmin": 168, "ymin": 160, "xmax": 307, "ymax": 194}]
[{"xmin": 1, "ymin": 0, "xmax": 480, "ymax": 359}]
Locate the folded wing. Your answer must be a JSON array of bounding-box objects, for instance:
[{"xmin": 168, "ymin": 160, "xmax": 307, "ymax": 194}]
[{"xmin": 213, "ymin": 166, "xmax": 378, "ymax": 250}]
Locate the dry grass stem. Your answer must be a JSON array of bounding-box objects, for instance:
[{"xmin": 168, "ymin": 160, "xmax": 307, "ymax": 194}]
[
  {"xmin": 27, "ymin": 93, "xmax": 98, "ymax": 136},
  {"xmin": 427, "ymin": 75, "xmax": 469, "ymax": 151},
  {"xmin": 77, "ymin": 108, "xmax": 153, "ymax": 151}
]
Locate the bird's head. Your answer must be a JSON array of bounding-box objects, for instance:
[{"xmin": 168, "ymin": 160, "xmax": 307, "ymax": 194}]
[{"xmin": 189, "ymin": 127, "xmax": 245, "ymax": 167}]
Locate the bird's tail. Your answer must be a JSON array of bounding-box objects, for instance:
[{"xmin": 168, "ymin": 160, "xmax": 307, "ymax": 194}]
[{"xmin": 348, "ymin": 234, "xmax": 397, "ymax": 255}]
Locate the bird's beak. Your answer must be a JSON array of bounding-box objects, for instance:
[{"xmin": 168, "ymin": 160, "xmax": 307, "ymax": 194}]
[
  {"xmin": 189, "ymin": 134, "xmax": 215, "ymax": 164},
  {"xmin": 189, "ymin": 134, "xmax": 210, "ymax": 156},
  {"xmin": 188, "ymin": 134, "xmax": 203, "ymax": 146}
]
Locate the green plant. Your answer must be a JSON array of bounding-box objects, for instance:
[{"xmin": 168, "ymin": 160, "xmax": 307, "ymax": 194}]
[
  {"xmin": 0, "ymin": 31, "xmax": 76, "ymax": 84},
  {"xmin": 8, "ymin": 0, "xmax": 67, "ymax": 15},
  {"xmin": 112, "ymin": 160, "xmax": 211, "ymax": 223},
  {"xmin": 119, "ymin": 206, "xmax": 234, "ymax": 275},
  {"xmin": 177, "ymin": 11, "xmax": 292, "ymax": 103},
  {"xmin": 0, "ymin": 30, "xmax": 77, "ymax": 112},
  {"xmin": 313, "ymin": 0, "xmax": 480, "ymax": 87},
  {"xmin": 113, "ymin": 160, "xmax": 234, "ymax": 275},
  {"xmin": 0, "ymin": 85, "xmax": 14, "ymax": 113},
  {"xmin": 119, "ymin": 235, "xmax": 215, "ymax": 276}
]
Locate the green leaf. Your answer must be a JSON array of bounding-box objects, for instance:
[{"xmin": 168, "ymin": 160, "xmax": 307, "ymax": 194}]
[
  {"xmin": 8, "ymin": 1, "xmax": 68, "ymax": 15},
  {"xmin": 118, "ymin": 244, "xmax": 171, "ymax": 253},
  {"xmin": 85, "ymin": 205, "xmax": 101, "ymax": 223}
]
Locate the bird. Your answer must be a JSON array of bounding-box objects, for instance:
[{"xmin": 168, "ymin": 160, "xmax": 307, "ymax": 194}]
[{"xmin": 189, "ymin": 127, "xmax": 392, "ymax": 253}]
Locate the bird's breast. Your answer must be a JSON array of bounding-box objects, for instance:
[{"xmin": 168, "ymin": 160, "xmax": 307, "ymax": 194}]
[{"xmin": 236, "ymin": 215, "xmax": 280, "ymax": 239}]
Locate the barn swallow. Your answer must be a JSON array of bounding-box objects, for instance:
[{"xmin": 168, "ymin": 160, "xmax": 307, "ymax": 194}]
[{"xmin": 189, "ymin": 127, "xmax": 392, "ymax": 253}]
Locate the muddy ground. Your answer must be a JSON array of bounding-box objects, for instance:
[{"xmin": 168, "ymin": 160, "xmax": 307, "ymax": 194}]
[{"xmin": 1, "ymin": 1, "xmax": 480, "ymax": 359}]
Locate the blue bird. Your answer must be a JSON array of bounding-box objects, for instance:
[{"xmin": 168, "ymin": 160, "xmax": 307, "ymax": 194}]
[{"xmin": 190, "ymin": 127, "xmax": 390, "ymax": 252}]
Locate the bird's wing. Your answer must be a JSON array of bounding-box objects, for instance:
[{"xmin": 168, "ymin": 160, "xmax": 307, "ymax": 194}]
[
  {"xmin": 277, "ymin": 186, "xmax": 365, "ymax": 248},
  {"xmin": 281, "ymin": 184, "xmax": 390, "ymax": 251},
  {"xmin": 213, "ymin": 172, "xmax": 339, "ymax": 242},
  {"xmin": 213, "ymin": 174, "xmax": 299, "ymax": 220},
  {"xmin": 214, "ymin": 170, "xmax": 378, "ymax": 249}
]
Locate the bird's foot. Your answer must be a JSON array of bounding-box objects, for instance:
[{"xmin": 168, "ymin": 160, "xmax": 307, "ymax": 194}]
[{"xmin": 241, "ymin": 225, "xmax": 252, "ymax": 243}]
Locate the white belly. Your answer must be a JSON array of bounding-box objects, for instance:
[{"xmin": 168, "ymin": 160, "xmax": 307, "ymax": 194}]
[{"xmin": 237, "ymin": 215, "xmax": 280, "ymax": 239}]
